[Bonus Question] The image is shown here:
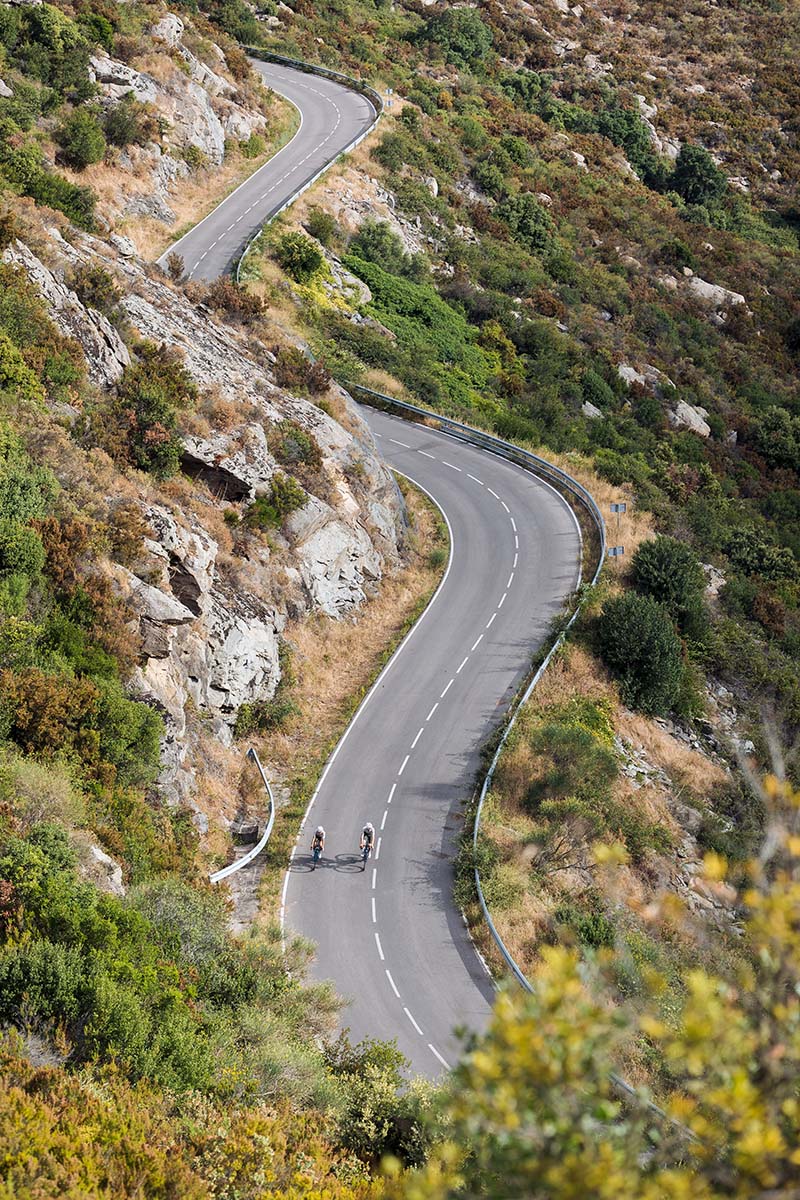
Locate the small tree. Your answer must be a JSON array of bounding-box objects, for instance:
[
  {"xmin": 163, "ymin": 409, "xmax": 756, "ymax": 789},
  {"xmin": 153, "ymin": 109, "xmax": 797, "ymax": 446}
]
[
  {"xmin": 631, "ymin": 535, "xmax": 707, "ymax": 640},
  {"xmin": 275, "ymin": 231, "xmax": 324, "ymax": 283},
  {"xmin": 423, "ymin": 8, "xmax": 493, "ymax": 67},
  {"xmin": 670, "ymin": 144, "xmax": 727, "ymax": 206},
  {"xmin": 56, "ymin": 109, "xmax": 107, "ymax": 170},
  {"xmin": 596, "ymin": 592, "xmax": 684, "ymax": 715},
  {"xmin": 165, "ymin": 253, "xmax": 185, "ymax": 283}
]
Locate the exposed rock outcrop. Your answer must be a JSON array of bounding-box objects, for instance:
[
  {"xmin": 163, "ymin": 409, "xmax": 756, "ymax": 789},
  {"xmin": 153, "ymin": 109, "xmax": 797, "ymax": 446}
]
[
  {"xmin": 668, "ymin": 400, "xmax": 711, "ymax": 438},
  {"xmin": 4, "ymin": 240, "xmax": 130, "ymax": 388},
  {"xmin": 6, "ymin": 233, "xmax": 406, "ymax": 809}
]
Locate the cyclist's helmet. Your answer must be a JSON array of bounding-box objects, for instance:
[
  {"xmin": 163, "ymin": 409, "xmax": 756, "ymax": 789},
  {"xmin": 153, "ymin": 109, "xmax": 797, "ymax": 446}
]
[
  {"xmin": 363, "ymin": 822, "xmax": 374, "ymax": 835},
  {"xmin": 315, "ymin": 825, "xmax": 325, "ymax": 836}
]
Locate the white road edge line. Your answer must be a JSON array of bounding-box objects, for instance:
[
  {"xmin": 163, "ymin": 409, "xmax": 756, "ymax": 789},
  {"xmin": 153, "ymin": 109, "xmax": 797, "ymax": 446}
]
[
  {"xmin": 428, "ymin": 1043, "xmax": 450, "ymax": 1069},
  {"xmin": 404, "ymin": 1007, "xmax": 424, "ymax": 1036}
]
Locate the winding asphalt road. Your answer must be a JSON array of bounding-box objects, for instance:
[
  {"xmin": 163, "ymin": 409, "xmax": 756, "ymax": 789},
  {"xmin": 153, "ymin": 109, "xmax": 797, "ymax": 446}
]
[
  {"xmin": 284, "ymin": 412, "xmax": 581, "ymax": 1073},
  {"xmin": 176, "ymin": 57, "xmax": 584, "ymax": 1074},
  {"xmin": 158, "ymin": 60, "xmax": 377, "ymax": 281}
]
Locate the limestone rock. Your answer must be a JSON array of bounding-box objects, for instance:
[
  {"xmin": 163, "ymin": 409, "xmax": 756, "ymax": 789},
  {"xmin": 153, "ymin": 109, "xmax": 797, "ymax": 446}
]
[
  {"xmin": 424, "ymin": 174, "xmax": 439, "ymax": 198},
  {"xmin": 82, "ymin": 842, "xmax": 126, "ymax": 897},
  {"xmin": 223, "ymin": 106, "xmax": 268, "ymax": 141},
  {"xmin": 668, "ymin": 400, "xmax": 711, "ymax": 438},
  {"xmin": 0, "ymin": 79, "xmax": 13, "ymax": 99},
  {"xmin": 582, "ymin": 400, "xmax": 603, "ymax": 419},
  {"xmin": 2, "ymin": 241, "xmax": 130, "ymax": 388},
  {"xmin": 149, "ymin": 12, "xmax": 184, "ymax": 47},
  {"xmin": 686, "ymin": 275, "xmax": 748, "ymax": 311},
  {"xmin": 110, "ymin": 233, "xmax": 137, "ymax": 257},
  {"xmin": 89, "ymin": 54, "xmax": 159, "ymax": 104}
]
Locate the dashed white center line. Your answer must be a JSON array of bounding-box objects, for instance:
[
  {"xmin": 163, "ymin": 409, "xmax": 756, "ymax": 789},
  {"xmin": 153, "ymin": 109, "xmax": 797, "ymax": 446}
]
[
  {"xmin": 442, "ymin": 460, "xmax": 461, "ymax": 472},
  {"xmin": 398, "ymin": 755, "xmax": 410, "ymax": 776},
  {"xmin": 501, "ymin": 500, "xmax": 510, "ymax": 513},
  {"xmin": 404, "ymin": 1007, "xmax": 424, "ymax": 1036},
  {"xmin": 467, "ymin": 474, "xmax": 484, "ymax": 486},
  {"xmin": 441, "ymin": 679, "xmax": 454, "ymax": 698},
  {"xmin": 456, "ymin": 655, "xmax": 469, "ymax": 674},
  {"xmin": 418, "ymin": 450, "xmax": 436, "ymax": 459},
  {"xmin": 390, "ymin": 438, "xmax": 410, "ymax": 448},
  {"xmin": 498, "ymin": 591, "xmax": 507, "ymax": 608},
  {"xmin": 372, "ymin": 897, "xmax": 377, "ymax": 922},
  {"xmin": 426, "ymin": 702, "xmax": 439, "ymax": 721},
  {"xmin": 381, "ymin": 809, "xmax": 388, "ymax": 830},
  {"xmin": 376, "ymin": 837, "xmax": 382, "ymax": 859},
  {"xmin": 471, "ymin": 633, "xmax": 484, "ymax": 652},
  {"xmin": 513, "ymin": 552, "xmax": 518, "ymax": 568},
  {"xmin": 372, "ymin": 868, "xmax": 377, "ymax": 889},
  {"xmin": 515, "ymin": 534, "xmax": 519, "ymax": 549},
  {"xmin": 375, "ymin": 932, "xmax": 385, "ymax": 960},
  {"xmin": 486, "ymin": 612, "xmax": 497, "ymax": 629},
  {"xmin": 428, "ymin": 1044, "xmax": 451, "ymax": 1069},
  {"xmin": 411, "ymin": 726, "xmax": 424, "ymax": 749},
  {"xmin": 487, "ymin": 487, "xmax": 500, "ymax": 500},
  {"xmin": 386, "ymin": 969, "xmax": 400, "ymax": 998},
  {"xmin": 507, "ymin": 572, "xmax": 515, "ymax": 588},
  {"xmin": 511, "ymin": 517, "xmax": 517, "ymax": 533}
]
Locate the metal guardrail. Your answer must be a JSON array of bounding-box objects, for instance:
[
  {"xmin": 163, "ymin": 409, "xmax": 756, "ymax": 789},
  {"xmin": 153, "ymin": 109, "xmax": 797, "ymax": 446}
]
[
  {"xmin": 209, "ymin": 747, "xmax": 276, "ymax": 883},
  {"xmin": 235, "ymin": 50, "xmax": 383, "ymax": 284},
  {"xmin": 347, "ymin": 384, "xmax": 606, "ymax": 567},
  {"xmin": 352, "ymin": 386, "xmax": 696, "ymax": 1134}
]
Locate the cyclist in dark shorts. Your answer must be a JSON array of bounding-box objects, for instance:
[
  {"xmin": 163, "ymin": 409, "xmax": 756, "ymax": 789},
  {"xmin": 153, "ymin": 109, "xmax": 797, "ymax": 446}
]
[
  {"xmin": 311, "ymin": 825, "xmax": 325, "ymax": 869},
  {"xmin": 360, "ymin": 822, "xmax": 375, "ymax": 868}
]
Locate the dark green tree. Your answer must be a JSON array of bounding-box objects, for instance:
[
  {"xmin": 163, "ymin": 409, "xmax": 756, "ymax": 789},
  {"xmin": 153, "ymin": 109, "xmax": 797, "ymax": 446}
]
[
  {"xmin": 56, "ymin": 109, "xmax": 106, "ymax": 170},
  {"xmin": 596, "ymin": 592, "xmax": 684, "ymax": 715},
  {"xmin": 671, "ymin": 144, "xmax": 727, "ymax": 206}
]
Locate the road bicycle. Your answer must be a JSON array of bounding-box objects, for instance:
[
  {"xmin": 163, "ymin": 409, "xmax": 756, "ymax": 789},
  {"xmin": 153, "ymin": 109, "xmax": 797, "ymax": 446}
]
[
  {"xmin": 312, "ymin": 843, "xmax": 322, "ymax": 870},
  {"xmin": 360, "ymin": 841, "xmax": 372, "ymax": 870}
]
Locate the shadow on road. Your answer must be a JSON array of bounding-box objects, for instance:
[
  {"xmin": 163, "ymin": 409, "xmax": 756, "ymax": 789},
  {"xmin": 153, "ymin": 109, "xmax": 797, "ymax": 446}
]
[{"xmin": 289, "ymin": 853, "xmax": 365, "ymax": 874}]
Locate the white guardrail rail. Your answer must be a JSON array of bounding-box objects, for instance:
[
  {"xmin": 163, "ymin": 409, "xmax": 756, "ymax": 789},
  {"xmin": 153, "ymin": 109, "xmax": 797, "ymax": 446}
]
[
  {"xmin": 209, "ymin": 747, "xmax": 276, "ymax": 884},
  {"xmin": 235, "ymin": 49, "xmax": 383, "ymax": 285},
  {"xmin": 351, "ymin": 386, "xmax": 697, "ymax": 1132}
]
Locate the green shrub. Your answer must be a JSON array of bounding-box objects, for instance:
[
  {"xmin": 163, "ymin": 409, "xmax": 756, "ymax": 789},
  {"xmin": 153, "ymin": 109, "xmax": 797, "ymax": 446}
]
[
  {"xmin": 244, "ymin": 472, "xmax": 306, "ymax": 529},
  {"xmin": 55, "ymin": 109, "xmax": 106, "ymax": 170},
  {"xmin": 0, "ymin": 519, "xmax": 45, "ymax": 578},
  {"xmin": 305, "ymin": 207, "xmax": 337, "ymax": 246},
  {"xmin": 596, "ymin": 593, "xmax": 685, "ymax": 715},
  {"xmin": 554, "ymin": 901, "xmax": 616, "ymax": 949},
  {"xmin": 670, "ymin": 144, "xmax": 727, "ymax": 206},
  {"xmin": 107, "ymin": 343, "xmax": 196, "ymax": 479},
  {"xmin": 0, "ymin": 330, "xmax": 44, "ymax": 406},
  {"xmin": 422, "ymin": 7, "xmax": 493, "ymax": 67},
  {"xmin": 349, "ymin": 219, "xmax": 424, "ymax": 280},
  {"xmin": 276, "ymin": 231, "xmax": 324, "ymax": 283},
  {"xmin": 631, "ymin": 535, "xmax": 708, "ymax": 642},
  {"xmin": 240, "ymin": 131, "xmax": 265, "ymax": 158},
  {"xmin": 497, "ymin": 192, "xmax": 556, "ymax": 257},
  {"xmin": 104, "ymin": 95, "xmax": 158, "ymax": 148}
]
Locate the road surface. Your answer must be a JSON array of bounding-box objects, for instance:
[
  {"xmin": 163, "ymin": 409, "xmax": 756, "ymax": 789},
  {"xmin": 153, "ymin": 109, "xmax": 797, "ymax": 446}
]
[
  {"xmin": 158, "ymin": 59, "xmax": 377, "ymax": 281},
  {"xmin": 283, "ymin": 409, "xmax": 582, "ymax": 1074},
  {"xmin": 173, "ymin": 54, "xmax": 584, "ymax": 1075}
]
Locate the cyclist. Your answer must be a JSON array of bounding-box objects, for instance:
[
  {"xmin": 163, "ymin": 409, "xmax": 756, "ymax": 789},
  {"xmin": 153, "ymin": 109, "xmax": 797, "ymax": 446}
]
[
  {"xmin": 311, "ymin": 825, "xmax": 325, "ymax": 869},
  {"xmin": 360, "ymin": 822, "xmax": 375, "ymax": 869}
]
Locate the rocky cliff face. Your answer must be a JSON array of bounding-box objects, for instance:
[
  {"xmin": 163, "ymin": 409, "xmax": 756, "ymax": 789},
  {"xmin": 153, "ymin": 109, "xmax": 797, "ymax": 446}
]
[
  {"xmin": 77, "ymin": 11, "xmax": 275, "ymax": 232},
  {"xmin": 3, "ymin": 230, "xmax": 406, "ymax": 811}
]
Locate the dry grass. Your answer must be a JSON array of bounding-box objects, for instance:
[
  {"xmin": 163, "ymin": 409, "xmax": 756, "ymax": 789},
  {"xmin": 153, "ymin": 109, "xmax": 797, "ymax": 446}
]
[{"xmin": 477, "ymin": 641, "xmax": 727, "ymax": 981}]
